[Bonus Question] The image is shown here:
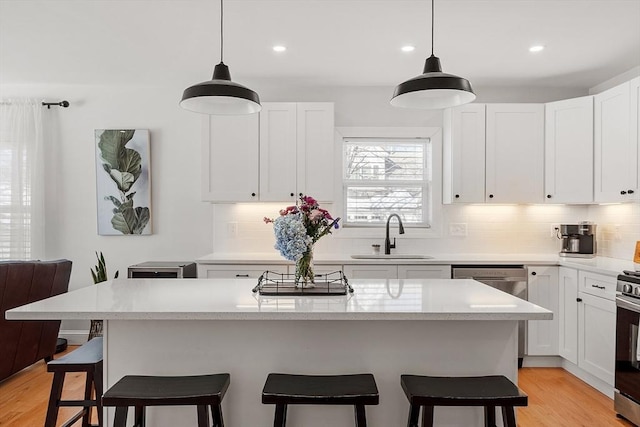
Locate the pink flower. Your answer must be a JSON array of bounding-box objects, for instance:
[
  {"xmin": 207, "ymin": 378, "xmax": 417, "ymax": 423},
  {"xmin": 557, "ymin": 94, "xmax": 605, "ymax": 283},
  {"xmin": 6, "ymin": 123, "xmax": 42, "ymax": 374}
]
[
  {"xmin": 302, "ymin": 196, "xmax": 317, "ymax": 207},
  {"xmin": 263, "ymin": 217, "xmax": 274, "ymax": 224},
  {"xmin": 309, "ymin": 209, "xmax": 323, "ymax": 222}
]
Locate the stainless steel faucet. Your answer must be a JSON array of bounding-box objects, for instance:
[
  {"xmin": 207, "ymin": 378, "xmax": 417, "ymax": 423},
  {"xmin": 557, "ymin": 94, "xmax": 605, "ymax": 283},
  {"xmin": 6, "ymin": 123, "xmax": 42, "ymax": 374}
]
[{"xmin": 385, "ymin": 214, "xmax": 405, "ymax": 255}]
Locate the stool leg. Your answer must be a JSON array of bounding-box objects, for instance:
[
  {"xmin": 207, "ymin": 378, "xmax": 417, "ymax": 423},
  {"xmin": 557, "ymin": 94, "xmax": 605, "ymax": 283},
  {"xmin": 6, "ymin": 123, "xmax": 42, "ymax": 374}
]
[
  {"xmin": 407, "ymin": 404, "xmax": 420, "ymax": 427},
  {"xmin": 82, "ymin": 371, "xmax": 94, "ymax": 427},
  {"xmin": 484, "ymin": 405, "xmax": 496, "ymax": 427},
  {"xmin": 113, "ymin": 407, "xmax": 128, "ymax": 427},
  {"xmin": 211, "ymin": 403, "xmax": 225, "ymax": 427},
  {"xmin": 44, "ymin": 371, "xmax": 65, "ymax": 427},
  {"xmin": 134, "ymin": 406, "xmax": 145, "ymax": 427},
  {"xmin": 94, "ymin": 362, "xmax": 104, "ymax": 427},
  {"xmin": 273, "ymin": 403, "xmax": 287, "ymax": 427},
  {"xmin": 197, "ymin": 405, "xmax": 211, "ymax": 427},
  {"xmin": 501, "ymin": 406, "xmax": 517, "ymax": 427},
  {"xmin": 421, "ymin": 406, "xmax": 434, "ymax": 427},
  {"xmin": 354, "ymin": 404, "xmax": 367, "ymax": 427}
]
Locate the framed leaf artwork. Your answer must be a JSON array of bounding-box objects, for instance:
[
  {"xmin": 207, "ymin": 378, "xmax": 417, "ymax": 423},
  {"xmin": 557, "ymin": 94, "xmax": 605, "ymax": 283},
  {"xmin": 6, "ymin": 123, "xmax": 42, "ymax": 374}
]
[{"xmin": 95, "ymin": 129, "xmax": 152, "ymax": 235}]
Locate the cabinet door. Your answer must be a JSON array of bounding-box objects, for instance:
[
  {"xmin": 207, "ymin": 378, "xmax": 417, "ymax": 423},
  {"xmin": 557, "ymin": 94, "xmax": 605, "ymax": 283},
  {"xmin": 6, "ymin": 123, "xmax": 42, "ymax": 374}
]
[
  {"xmin": 631, "ymin": 77, "xmax": 640, "ymax": 196},
  {"xmin": 398, "ymin": 265, "xmax": 451, "ymax": 279},
  {"xmin": 198, "ymin": 264, "xmax": 287, "ymax": 279},
  {"xmin": 594, "ymin": 81, "xmax": 636, "ymax": 202},
  {"xmin": 558, "ymin": 267, "xmax": 578, "ymax": 364},
  {"xmin": 443, "ymin": 104, "xmax": 486, "ymax": 203},
  {"xmin": 259, "ymin": 103, "xmax": 298, "ymax": 202},
  {"xmin": 343, "ymin": 264, "xmax": 397, "ymax": 279},
  {"xmin": 544, "ymin": 96, "xmax": 594, "ymax": 203},
  {"xmin": 578, "ymin": 292, "xmax": 616, "ymax": 385},
  {"xmin": 526, "ymin": 266, "xmax": 559, "ymax": 356},
  {"xmin": 296, "ymin": 103, "xmax": 335, "ymax": 202},
  {"xmin": 486, "ymin": 104, "xmax": 544, "ymax": 203},
  {"xmin": 202, "ymin": 114, "xmax": 259, "ymax": 202}
]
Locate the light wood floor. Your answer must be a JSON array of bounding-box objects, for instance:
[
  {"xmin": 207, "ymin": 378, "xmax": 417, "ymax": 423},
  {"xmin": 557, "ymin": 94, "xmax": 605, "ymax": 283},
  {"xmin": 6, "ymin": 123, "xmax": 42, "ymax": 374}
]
[{"xmin": 0, "ymin": 348, "xmax": 635, "ymax": 426}]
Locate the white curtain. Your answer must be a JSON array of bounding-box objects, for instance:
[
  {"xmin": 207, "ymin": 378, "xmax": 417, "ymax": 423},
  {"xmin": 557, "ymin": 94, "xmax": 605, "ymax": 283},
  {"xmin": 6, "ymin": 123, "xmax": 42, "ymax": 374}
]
[{"xmin": 0, "ymin": 99, "xmax": 45, "ymax": 260}]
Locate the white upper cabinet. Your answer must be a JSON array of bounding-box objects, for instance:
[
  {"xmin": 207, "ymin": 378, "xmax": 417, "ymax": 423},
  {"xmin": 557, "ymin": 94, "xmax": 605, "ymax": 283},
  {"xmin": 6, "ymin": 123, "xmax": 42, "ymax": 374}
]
[
  {"xmin": 202, "ymin": 114, "xmax": 259, "ymax": 202},
  {"xmin": 544, "ymin": 96, "xmax": 594, "ymax": 204},
  {"xmin": 259, "ymin": 103, "xmax": 298, "ymax": 202},
  {"xmin": 443, "ymin": 104, "xmax": 486, "ymax": 203},
  {"xmin": 485, "ymin": 104, "xmax": 545, "ymax": 203},
  {"xmin": 203, "ymin": 102, "xmax": 334, "ymax": 203},
  {"xmin": 631, "ymin": 77, "xmax": 640, "ymax": 195},
  {"xmin": 594, "ymin": 79, "xmax": 639, "ymax": 202}
]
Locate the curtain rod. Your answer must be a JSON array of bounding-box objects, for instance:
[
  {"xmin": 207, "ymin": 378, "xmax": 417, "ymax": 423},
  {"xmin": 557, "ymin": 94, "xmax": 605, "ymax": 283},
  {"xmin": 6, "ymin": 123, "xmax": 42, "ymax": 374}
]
[{"xmin": 0, "ymin": 100, "xmax": 70, "ymax": 109}]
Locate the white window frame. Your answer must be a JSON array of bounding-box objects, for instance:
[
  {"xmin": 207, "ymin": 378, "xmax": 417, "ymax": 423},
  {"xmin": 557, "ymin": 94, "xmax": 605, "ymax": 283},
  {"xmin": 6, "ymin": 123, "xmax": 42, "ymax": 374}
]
[{"xmin": 332, "ymin": 127, "xmax": 443, "ymax": 239}]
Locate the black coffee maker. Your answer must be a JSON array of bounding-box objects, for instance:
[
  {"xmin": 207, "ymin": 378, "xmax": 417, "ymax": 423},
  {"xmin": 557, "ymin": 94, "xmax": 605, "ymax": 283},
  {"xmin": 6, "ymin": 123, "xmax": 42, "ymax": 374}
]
[{"xmin": 558, "ymin": 222, "xmax": 597, "ymax": 258}]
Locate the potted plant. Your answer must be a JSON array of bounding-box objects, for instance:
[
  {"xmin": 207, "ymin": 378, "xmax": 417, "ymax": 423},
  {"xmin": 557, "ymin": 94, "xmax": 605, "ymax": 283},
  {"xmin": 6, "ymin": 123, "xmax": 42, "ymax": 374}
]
[{"xmin": 88, "ymin": 252, "xmax": 119, "ymax": 340}]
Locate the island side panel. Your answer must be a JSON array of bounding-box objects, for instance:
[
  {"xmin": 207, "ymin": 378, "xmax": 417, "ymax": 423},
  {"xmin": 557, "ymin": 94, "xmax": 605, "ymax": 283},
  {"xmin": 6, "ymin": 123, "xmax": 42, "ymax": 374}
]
[{"xmin": 104, "ymin": 319, "xmax": 518, "ymax": 427}]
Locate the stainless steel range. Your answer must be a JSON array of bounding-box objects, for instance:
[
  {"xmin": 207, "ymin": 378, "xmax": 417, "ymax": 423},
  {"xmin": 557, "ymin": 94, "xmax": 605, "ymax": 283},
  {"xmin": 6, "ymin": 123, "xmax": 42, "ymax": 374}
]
[{"xmin": 615, "ymin": 272, "xmax": 640, "ymax": 426}]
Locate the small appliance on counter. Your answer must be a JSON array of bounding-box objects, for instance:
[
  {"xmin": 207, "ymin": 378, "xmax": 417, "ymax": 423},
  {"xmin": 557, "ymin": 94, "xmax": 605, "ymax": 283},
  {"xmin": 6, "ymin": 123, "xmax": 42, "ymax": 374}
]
[{"xmin": 557, "ymin": 221, "xmax": 596, "ymax": 258}]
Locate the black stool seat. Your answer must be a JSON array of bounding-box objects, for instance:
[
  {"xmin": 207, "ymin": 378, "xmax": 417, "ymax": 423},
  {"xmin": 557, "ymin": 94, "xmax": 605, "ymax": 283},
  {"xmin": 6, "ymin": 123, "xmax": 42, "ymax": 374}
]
[
  {"xmin": 401, "ymin": 375, "xmax": 527, "ymax": 427},
  {"xmin": 262, "ymin": 373, "xmax": 379, "ymax": 427},
  {"xmin": 45, "ymin": 337, "xmax": 104, "ymax": 427},
  {"xmin": 102, "ymin": 373, "xmax": 229, "ymax": 427}
]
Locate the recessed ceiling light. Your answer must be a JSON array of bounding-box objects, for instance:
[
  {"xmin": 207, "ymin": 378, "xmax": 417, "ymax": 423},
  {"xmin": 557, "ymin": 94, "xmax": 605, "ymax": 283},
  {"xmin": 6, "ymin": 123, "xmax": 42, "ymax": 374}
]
[
  {"xmin": 401, "ymin": 45, "xmax": 415, "ymax": 52},
  {"xmin": 272, "ymin": 45, "xmax": 286, "ymax": 52},
  {"xmin": 529, "ymin": 45, "xmax": 545, "ymax": 53}
]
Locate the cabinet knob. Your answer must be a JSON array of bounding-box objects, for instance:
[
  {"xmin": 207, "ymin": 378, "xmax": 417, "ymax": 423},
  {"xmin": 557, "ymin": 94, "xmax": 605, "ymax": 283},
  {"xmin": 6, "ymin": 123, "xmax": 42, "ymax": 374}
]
[
  {"xmin": 531, "ymin": 271, "xmax": 537, "ymax": 276},
  {"xmin": 628, "ymin": 189, "xmax": 635, "ymax": 194},
  {"xmin": 488, "ymin": 194, "xmax": 494, "ymax": 199},
  {"xmin": 235, "ymin": 274, "xmax": 249, "ymax": 278},
  {"xmin": 299, "ymin": 193, "xmax": 303, "ymax": 197},
  {"xmin": 546, "ymin": 194, "xmax": 552, "ymax": 199},
  {"xmin": 290, "ymin": 192, "xmax": 295, "ymax": 197},
  {"xmin": 576, "ymin": 297, "xmax": 582, "ymax": 302},
  {"xmin": 251, "ymin": 192, "xmax": 256, "ymax": 197},
  {"xmin": 621, "ymin": 190, "xmax": 627, "ymax": 195},
  {"xmin": 455, "ymin": 194, "xmax": 460, "ymax": 199}
]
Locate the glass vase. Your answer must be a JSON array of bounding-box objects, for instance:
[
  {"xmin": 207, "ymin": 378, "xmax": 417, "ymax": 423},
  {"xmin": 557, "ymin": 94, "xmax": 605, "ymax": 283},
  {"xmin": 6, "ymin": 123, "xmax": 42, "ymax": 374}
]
[{"xmin": 295, "ymin": 247, "xmax": 315, "ymax": 288}]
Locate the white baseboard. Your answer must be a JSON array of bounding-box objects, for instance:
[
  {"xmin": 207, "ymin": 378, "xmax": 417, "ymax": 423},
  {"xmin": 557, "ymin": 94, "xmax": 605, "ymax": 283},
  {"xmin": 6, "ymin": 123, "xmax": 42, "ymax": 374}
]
[
  {"xmin": 58, "ymin": 330, "xmax": 89, "ymax": 345},
  {"xmin": 522, "ymin": 355, "xmax": 563, "ymax": 367},
  {"xmin": 561, "ymin": 359, "xmax": 614, "ymax": 398}
]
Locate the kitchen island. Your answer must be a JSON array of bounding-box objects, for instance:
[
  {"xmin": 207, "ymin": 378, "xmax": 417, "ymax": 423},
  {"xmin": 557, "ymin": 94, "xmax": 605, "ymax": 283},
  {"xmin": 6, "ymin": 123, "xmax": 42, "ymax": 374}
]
[{"xmin": 7, "ymin": 278, "xmax": 551, "ymax": 427}]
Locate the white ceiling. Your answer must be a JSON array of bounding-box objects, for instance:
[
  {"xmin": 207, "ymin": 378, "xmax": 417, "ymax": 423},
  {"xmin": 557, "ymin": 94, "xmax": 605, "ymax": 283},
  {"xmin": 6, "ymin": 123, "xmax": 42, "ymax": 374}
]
[{"xmin": 1, "ymin": 0, "xmax": 639, "ymax": 92}]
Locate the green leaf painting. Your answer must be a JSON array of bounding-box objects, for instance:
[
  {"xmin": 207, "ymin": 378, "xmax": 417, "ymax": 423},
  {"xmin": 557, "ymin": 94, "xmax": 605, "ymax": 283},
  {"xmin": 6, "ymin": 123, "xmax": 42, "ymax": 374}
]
[{"xmin": 95, "ymin": 129, "xmax": 151, "ymax": 235}]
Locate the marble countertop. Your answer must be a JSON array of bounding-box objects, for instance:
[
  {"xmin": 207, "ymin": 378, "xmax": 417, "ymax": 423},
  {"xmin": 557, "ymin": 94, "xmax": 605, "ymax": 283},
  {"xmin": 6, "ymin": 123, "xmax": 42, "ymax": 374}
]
[
  {"xmin": 196, "ymin": 253, "xmax": 634, "ymax": 276},
  {"xmin": 6, "ymin": 278, "xmax": 552, "ymax": 322}
]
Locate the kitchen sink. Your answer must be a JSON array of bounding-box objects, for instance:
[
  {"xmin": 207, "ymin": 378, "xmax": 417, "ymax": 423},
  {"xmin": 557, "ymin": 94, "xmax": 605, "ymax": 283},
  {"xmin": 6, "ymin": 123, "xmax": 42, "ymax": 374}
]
[{"xmin": 350, "ymin": 254, "xmax": 433, "ymax": 259}]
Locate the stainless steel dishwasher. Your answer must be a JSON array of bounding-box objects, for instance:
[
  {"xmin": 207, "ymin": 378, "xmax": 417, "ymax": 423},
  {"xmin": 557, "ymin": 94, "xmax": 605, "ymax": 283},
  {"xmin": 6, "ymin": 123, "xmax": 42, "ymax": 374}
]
[{"xmin": 451, "ymin": 265, "xmax": 528, "ymax": 367}]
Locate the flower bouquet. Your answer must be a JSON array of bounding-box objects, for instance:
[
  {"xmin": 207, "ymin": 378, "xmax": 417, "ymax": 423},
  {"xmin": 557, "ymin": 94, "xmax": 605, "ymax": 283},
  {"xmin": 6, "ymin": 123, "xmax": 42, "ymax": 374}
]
[{"xmin": 264, "ymin": 195, "xmax": 340, "ymax": 287}]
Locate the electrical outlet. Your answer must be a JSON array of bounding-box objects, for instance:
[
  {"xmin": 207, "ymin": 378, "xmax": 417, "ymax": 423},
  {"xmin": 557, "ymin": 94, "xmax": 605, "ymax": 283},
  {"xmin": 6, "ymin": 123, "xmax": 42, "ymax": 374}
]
[
  {"xmin": 227, "ymin": 222, "xmax": 238, "ymax": 237},
  {"xmin": 449, "ymin": 223, "xmax": 467, "ymax": 237},
  {"xmin": 550, "ymin": 223, "xmax": 560, "ymax": 238}
]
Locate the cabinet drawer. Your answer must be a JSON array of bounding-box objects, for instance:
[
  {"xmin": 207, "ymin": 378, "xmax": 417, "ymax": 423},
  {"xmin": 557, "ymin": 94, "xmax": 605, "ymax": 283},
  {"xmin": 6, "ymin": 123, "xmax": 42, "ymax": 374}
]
[
  {"xmin": 578, "ymin": 271, "xmax": 617, "ymax": 301},
  {"xmin": 198, "ymin": 264, "xmax": 287, "ymax": 279}
]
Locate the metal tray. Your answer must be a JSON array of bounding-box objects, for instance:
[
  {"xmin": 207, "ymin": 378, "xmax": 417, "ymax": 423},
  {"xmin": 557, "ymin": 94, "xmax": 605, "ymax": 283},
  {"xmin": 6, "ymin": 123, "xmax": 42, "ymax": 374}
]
[{"xmin": 252, "ymin": 270, "xmax": 353, "ymax": 296}]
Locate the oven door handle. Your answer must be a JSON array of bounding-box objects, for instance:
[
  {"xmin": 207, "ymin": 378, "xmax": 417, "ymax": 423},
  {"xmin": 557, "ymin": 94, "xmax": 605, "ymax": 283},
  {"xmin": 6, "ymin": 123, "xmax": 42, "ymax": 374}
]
[{"xmin": 617, "ymin": 297, "xmax": 640, "ymax": 313}]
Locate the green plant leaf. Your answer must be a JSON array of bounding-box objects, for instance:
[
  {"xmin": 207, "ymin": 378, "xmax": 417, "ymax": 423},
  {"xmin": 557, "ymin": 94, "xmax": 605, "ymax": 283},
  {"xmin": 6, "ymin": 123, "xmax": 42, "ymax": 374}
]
[
  {"xmin": 108, "ymin": 169, "xmax": 136, "ymax": 192},
  {"xmin": 98, "ymin": 130, "xmax": 134, "ymax": 170},
  {"xmin": 132, "ymin": 207, "xmax": 150, "ymax": 234}
]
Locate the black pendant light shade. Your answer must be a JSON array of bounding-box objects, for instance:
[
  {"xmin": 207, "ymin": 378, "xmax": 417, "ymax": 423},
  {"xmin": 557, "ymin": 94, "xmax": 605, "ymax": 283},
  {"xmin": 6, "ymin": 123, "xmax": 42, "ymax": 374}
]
[
  {"xmin": 391, "ymin": 55, "xmax": 475, "ymax": 109},
  {"xmin": 391, "ymin": 0, "xmax": 475, "ymax": 109},
  {"xmin": 180, "ymin": 0, "xmax": 261, "ymax": 115},
  {"xmin": 180, "ymin": 63, "xmax": 261, "ymax": 115}
]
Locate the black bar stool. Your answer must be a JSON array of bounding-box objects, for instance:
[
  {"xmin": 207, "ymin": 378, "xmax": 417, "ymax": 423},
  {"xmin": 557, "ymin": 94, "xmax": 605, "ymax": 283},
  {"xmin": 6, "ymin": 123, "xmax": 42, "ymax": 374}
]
[
  {"xmin": 101, "ymin": 373, "xmax": 230, "ymax": 427},
  {"xmin": 45, "ymin": 337, "xmax": 104, "ymax": 427},
  {"xmin": 401, "ymin": 375, "xmax": 528, "ymax": 427},
  {"xmin": 262, "ymin": 373, "xmax": 379, "ymax": 427}
]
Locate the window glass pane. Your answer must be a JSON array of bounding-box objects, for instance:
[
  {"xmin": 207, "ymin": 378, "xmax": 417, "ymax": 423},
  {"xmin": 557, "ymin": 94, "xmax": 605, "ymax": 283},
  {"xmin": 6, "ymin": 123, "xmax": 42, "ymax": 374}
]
[
  {"xmin": 344, "ymin": 141, "xmax": 424, "ymax": 181},
  {"xmin": 346, "ymin": 186, "xmax": 424, "ymax": 225}
]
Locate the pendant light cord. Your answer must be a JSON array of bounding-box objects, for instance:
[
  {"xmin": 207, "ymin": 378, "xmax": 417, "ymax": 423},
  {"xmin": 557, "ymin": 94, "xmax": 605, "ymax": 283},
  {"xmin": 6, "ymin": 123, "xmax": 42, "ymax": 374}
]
[
  {"xmin": 220, "ymin": 0, "xmax": 224, "ymax": 63},
  {"xmin": 431, "ymin": 0, "xmax": 434, "ymax": 56}
]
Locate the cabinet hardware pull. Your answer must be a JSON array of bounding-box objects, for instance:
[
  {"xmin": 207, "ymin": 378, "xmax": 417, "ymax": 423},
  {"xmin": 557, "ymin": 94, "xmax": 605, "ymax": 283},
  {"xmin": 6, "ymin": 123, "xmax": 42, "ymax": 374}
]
[
  {"xmin": 591, "ymin": 284, "xmax": 606, "ymax": 289},
  {"xmin": 546, "ymin": 194, "xmax": 552, "ymax": 198},
  {"xmin": 299, "ymin": 193, "xmax": 303, "ymax": 197},
  {"xmin": 531, "ymin": 272, "xmax": 537, "ymax": 276},
  {"xmin": 455, "ymin": 194, "xmax": 460, "ymax": 198},
  {"xmin": 236, "ymin": 274, "xmax": 250, "ymax": 277},
  {"xmin": 290, "ymin": 192, "xmax": 294, "ymax": 197},
  {"xmin": 489, "ymin": 194, "xmax": 494, "ymax": 199},
  {"xmin": 576, "ymin": 298, "xmax": 582, "ymax": 302},
  {"xmin": 621, "ymin": 190, "xmax": 627, "ymax": 195},
  {"xmin": 251, "ymin": 192, "xmax": 256, "ymax": 197},
  {"xmin": 629, "ymin": 190, "xmax": 635, "ymax": 194}
]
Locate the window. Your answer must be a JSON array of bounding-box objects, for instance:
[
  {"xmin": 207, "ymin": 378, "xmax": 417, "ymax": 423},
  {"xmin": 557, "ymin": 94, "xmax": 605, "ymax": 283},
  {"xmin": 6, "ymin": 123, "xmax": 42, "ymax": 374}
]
[{"xmin": 343, "ymin": 138, "xmax": 431, "ymax": 227}]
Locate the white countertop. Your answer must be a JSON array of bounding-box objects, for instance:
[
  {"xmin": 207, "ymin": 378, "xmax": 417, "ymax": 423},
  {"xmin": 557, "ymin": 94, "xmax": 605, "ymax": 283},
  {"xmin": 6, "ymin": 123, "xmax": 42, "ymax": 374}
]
[
  {"xmin": 6, "ymin": 278, "xmax": 551, "ymax": 321},
  {"xmin": 196, "ymin": 253, "xmax": 635, "ymax": 276}
]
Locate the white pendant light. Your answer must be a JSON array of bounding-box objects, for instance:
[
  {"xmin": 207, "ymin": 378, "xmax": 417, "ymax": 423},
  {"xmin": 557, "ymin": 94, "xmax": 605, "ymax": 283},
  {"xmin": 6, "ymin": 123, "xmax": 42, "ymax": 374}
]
[
  {"xmin": 391, "ymin": 0, "xmax": 475, "ymax": 109},
  {"xmin": 180, "ymin": 0, "xmax": 261, "ymax": 115}
]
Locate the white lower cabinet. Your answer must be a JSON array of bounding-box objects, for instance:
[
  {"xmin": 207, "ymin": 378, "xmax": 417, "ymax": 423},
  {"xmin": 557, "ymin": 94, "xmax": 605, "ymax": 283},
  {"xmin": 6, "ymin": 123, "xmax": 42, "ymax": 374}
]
[
  {"xmin": 343, "ymin": 264, "xmax": 398, "ymax": 280},
  {"xmin": 398, "ymin": 265, "xmax": 451, "ymax": 279},
  {"xmin": 577, "ymin": 291, "xmax": 616, "ymax": 385},
  {"xmin": 526, "ymin": 266, "xmax": 559, "ymax": 355},
  {"xmin": 197, "ymin": 264, "xmax": 287, "ymax": 279},
  {"xmin": 558, "ymin": 267, "xmax": 579, "ymax": 364}
]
